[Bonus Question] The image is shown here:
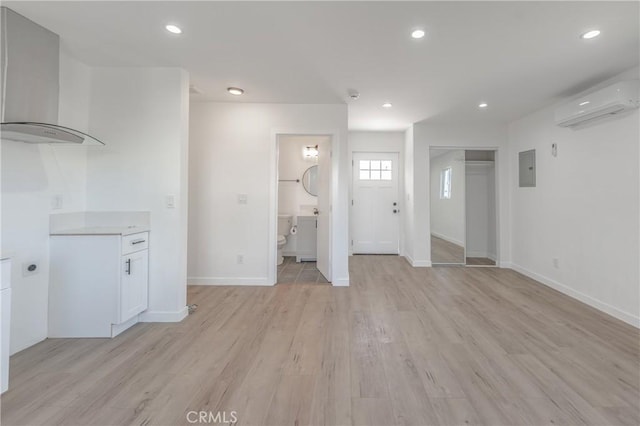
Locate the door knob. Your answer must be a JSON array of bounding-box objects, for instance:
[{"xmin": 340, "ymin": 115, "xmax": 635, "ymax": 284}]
[
  {"xmin": 393, "ymin": 202, "xmax": 397, "ymax": 206},
  {"xmin": 393, "ymin": 209, "xmax": 398, "ymax": 213}
]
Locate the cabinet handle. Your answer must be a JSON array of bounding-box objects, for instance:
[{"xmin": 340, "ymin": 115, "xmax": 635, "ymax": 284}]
[
  {"xmin": 131, "ymin": 239, "xmax": 146, "ymax": 245},
  {"xmin": 125, "ymin": 258, "xmax": 131, "ymax": 275}
]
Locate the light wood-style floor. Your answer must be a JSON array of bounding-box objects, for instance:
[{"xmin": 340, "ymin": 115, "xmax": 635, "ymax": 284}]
[
  {"xmin": 431, "ymin": 235, "xmax": 465, "ymax": 264},
  {"xmin": 431, "ymin": 236, "xmax": 497, "ymax": 266},
  {"xmin": 466, "ymin": 257, "xmax": 497, "ymax": 266},
  {"xmin": 277, "ymin": 257, "xmax": 329, "ymax": 285},
  {"xmin": 2, "ymin": 256, "xmax": 639, "ymax": 426}
]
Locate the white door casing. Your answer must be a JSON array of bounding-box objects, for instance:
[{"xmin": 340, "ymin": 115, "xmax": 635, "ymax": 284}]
[
  {"xmin": 352, "ymin": 152, "xmax": 400, "ymax": 254},
  {"xmin": 316, "ymin": 138, "xmax": 332, "ymax": 280}
]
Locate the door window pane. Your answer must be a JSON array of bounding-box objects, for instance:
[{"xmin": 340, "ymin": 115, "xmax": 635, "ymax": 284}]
[{"xmin": 358, "ymin": 158, "xmax": 393, "ymax": 180}]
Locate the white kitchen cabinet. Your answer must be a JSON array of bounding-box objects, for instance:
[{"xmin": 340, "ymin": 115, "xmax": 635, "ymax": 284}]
[
  {"xmin": 120, "ymin": 249, "xmax": 149, "ymax": 323},
  {"xmin": 296, "ymin": 216, "xmax": 317, "ymax": 262},
  {"xmin": 49, "ymin": 230, "xmax": 149, "ymax": 338}
]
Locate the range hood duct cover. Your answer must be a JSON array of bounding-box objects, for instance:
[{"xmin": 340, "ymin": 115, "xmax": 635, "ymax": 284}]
[{"xmin": 0, "ymin": 7, "xmax": 104, "ymax": 145}]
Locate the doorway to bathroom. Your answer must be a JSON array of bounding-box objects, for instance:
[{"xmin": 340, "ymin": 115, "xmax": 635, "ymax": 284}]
[{"xmin": 274, "ymin": 134, "xmax": 331, "ymax": 284}]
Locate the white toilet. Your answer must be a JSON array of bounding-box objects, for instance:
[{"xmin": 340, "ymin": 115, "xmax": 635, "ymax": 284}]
[{"xmin": 277, "ymin": 215, "xmax": 293, "ymax": 265}]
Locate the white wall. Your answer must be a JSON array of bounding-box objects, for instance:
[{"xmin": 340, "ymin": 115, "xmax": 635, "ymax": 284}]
[
  {"xmin": 188, "ymin": 102, "xmax": 349, "ymax": 286},
  {"xmin": 413, "ymin": 121, "xmax": 510, "ymax": 266},
  {"xmin": 349, "ymin": 131, "xmax": 404, "ymax": 255},
  {"xmin": 403, "ymin": 125, "xmax": 432, "ymax": 266},
  {"xmin": 1, "ymin": 48, "xmax": 90, "ymax": 354},
  {"xmin": 86, "ymin": 67, "xmax": 190, "ymax": 321},
  {"xmin": 508, "ymin": 67, "xmax": 639, "ymax": 327},
  {"xmin": 465, "ymin": 163, "xmax": 496, "ymax": 259},
  {"xmin": 403, "ymin": 127, "xmax": 415, "ymax": 263},
  {"xmin": 429, "ymin": 150, "xmax": 466, "ymax": 246}
]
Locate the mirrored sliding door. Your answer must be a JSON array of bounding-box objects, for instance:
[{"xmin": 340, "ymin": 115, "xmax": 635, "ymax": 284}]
[{"xmin": 430, "ymin": 149, "xmax": 466, "ymax": 265}]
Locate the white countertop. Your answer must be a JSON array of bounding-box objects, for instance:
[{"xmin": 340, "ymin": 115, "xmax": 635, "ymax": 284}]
[{"xmin": 50, "ymin": 226, "xmax": 150, "ymax": 236}]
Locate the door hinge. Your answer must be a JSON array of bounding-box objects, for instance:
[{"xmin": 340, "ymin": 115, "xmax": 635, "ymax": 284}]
[
  {"xmin": 351, "ymin": 240, "xmax": 353, "ymax": 246},
  {"xmin": 352, "ymin": 159, "xmax": 354, "ymax": 166},
  {"xmin": 351, "ymin": 199, "xmax": 354, "ymax": 205}
]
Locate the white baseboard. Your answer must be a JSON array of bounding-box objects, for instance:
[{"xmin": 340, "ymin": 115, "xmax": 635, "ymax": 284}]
[
  {"xmin": 139, "ymin": 306, "xmax": 189, "ymax": 323},
  {"xmin": 404, "ymin": 254, "xmax": 431, "ymax": 267},
  {"xmin": 11, "ymin": 335, "xmax": 46, "ymax": 356},
  {"xmin": 431, "ymin": 232, "xmax": 464, "ymax": 247},
  {"xmin": 112, "ymin": 315, "xmax": 139, "ymax": 336},
  {"xmin": 188, "ymin": 277, "xmax": 273, "ymax": 286},
  {"xmin": 509, "ymin": 263, "xmax": 639, "ymax": 329},
  {"xmin": 332, "ymin": 276, "xmax": 350, "ymax": 287}
]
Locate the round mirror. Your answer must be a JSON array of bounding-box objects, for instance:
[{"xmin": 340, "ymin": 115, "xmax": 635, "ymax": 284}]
[{"xmin": 302, "ymin": 165, "xmax": 318, "ymax": 196}]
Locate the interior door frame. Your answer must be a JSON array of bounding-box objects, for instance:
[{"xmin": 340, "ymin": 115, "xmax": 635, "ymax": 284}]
[
  {"xmin": 350, "ymin": 151, "xmax": 401, "ymax": 255},
  {"xmin": 428, "ymin": 146, "xmax": 500, "ymax": 266},
  {"xmin": 269, "ymin": 129, "xmax": 338, "ymax": 285}
]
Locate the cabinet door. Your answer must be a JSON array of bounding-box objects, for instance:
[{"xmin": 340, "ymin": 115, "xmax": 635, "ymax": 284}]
[
  {"xmin": 120, "ymin": 250, "xmax": 149, "ymax": 323},
  {"xmin": 296, "ymin": 217, "xmax": 317, "ymax": 261}
]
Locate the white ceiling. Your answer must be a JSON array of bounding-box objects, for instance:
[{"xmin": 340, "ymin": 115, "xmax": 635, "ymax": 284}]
[{"xmin": 5, "ymin": 1, "xmax": 639, "ymax": 131}]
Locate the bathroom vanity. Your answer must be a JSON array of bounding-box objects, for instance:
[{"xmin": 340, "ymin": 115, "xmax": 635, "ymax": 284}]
[{"xmin": 296, "ymin": 216, "xmax": 317, "ymax": 262}]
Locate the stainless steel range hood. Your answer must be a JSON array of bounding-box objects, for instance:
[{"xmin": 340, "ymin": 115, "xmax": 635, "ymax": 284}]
[{"xmin": 0, "ymin": 7, "xmax": 104, "ymax": 145}]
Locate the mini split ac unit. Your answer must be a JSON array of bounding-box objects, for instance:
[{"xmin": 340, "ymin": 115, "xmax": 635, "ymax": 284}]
[{"xmin": 555, "ymin": 80, "xmax": 640, "ymax": 128}]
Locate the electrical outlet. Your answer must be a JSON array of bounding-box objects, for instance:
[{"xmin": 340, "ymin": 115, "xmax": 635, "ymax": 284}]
[
  {"xmin": 165, "ymin": 194, "xmax": 176, "ymax": 209},
  {"xmin": 22, "ymin": 260, "xmax": 40, "ymax": 277},
  {"xmin": 552, "ymin": 258, "xmax": 559, "ymax": 268},
  {"xmin": 51, "ymin": 194, "xmax": 63, "ymax": 210},
  {"xmin": 237, "ymin": 255, "xmax": 244, "ymax": 264}
]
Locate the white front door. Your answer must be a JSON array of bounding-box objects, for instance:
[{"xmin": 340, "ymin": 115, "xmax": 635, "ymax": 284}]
[
  {"xmin": 316, "ymin": 137, "xmax": 332, "ymax": 281},
  {"xmin": 352, "ymin": 152, "xmax": 400, "ymax": 254}
]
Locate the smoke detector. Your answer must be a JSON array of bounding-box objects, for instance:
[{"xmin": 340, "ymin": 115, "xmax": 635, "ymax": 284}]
[{"xmin": 348, "ymin": 90, "xmax": 360, "ymax": 100}]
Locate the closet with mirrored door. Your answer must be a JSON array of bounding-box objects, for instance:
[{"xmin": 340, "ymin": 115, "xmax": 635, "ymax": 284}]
[{"xmin": 429, "ymin": 149, "xmax": 497, "ymax": 266}]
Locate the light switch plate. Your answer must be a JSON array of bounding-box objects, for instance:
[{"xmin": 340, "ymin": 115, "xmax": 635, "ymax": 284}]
[
  {"xmin": 165, "ymin": 195, "xmax": 176, "ymax": 209},
  {"xmin": 238, "ymin": 194, "xmax": 248, "ymax": 204}
]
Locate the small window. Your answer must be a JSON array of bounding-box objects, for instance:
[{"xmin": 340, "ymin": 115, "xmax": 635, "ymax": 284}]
[
  {"xmin": 359, "ymin": 159, "xmax": 393, "ymax": 180},
  {"xmin": 440, "ymin": 167, "xmax": 452, "ymax": 199}
]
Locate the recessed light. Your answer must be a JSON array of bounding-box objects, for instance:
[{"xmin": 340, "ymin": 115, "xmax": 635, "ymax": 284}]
[
  {"xmin": 227, "ymin": 87, "xmax": 244, "ymax": 96},
  {"xmin": 478, "ymin": 103, "xmax": 488, "ymax": 108},
  {"xmin": 411, "ymin": 29, "xmax": 425, "ymax": 39},
  {"xmin": 382, "ymin": 102, "xmax": 393, "ymax": 108},
  {"xmin": 581, "ymin": 30, "xmax": 600, "ymax": 39},
  {"xmin": 165, "ymin": 24, "xmax": 182, "ymax": 34}
]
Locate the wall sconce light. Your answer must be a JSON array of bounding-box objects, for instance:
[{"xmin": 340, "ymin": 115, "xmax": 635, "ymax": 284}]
[{"xmin": 303, "ymin": 145, "xmax": 319, "ymax": 158}]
